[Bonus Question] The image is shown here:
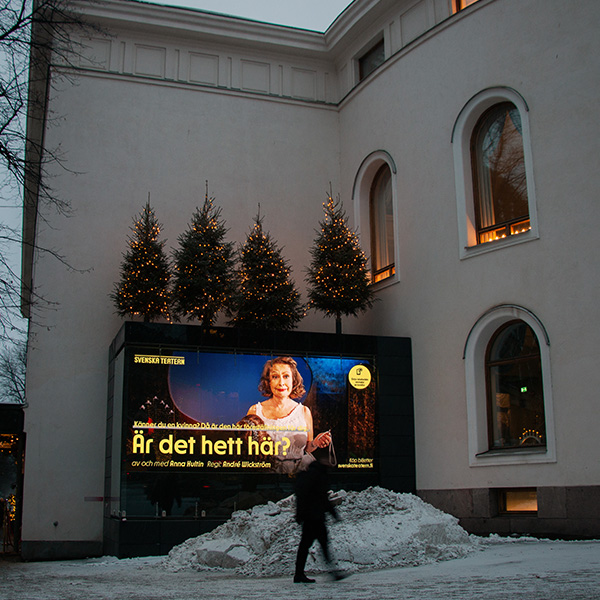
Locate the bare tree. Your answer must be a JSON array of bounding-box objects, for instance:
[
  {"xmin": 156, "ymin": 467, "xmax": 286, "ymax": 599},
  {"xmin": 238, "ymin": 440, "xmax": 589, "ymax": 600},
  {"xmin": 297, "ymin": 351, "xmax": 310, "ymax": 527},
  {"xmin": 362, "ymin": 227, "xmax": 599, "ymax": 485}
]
[
  {"xmin": 0, "ymin": 340, "xmax": 26, "ymax": 403},
  {"xmin": 0, "ymin": 0, "xmax": 97, "ymax": 342},
  {"xmin": 0, "ymin": 231, "xmax": 26, "ymax": 341}
]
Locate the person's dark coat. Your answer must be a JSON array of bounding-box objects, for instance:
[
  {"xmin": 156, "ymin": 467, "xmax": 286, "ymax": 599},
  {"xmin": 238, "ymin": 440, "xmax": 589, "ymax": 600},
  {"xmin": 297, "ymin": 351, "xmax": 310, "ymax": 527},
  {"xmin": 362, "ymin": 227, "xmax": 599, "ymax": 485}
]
[{"xmin": 295, "ymin": 460, "xmax": 337, "ymax": 523}]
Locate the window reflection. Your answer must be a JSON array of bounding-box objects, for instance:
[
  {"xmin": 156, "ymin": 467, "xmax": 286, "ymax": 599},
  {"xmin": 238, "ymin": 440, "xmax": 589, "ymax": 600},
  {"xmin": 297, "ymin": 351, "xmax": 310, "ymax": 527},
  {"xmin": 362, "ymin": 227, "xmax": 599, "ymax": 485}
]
[
  {"xmin": 486, "ymin": 321, "xmax": 546, "ymax": 449},
  {"xmin": 471, "ymin": 102, "xmax": 530, "ymax": 244},
  {"xmin": 359, "ymin": 39, "xmax": 385, "ymax": 81},
  {"xmin": 369, "ymin": 164, "xmax": 395, "ymax": 283},
  {"xmin": 499, "ymin": 488, "xmax": 538, "ymax": 513}
]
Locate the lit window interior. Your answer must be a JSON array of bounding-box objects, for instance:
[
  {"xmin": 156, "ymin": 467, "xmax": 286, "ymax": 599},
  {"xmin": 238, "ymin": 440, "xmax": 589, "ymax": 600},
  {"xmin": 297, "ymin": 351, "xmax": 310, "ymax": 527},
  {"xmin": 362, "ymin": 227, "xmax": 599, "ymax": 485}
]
[{"xmin": 502, "ymin": 489, "xmax": 538, "ymax": 513}]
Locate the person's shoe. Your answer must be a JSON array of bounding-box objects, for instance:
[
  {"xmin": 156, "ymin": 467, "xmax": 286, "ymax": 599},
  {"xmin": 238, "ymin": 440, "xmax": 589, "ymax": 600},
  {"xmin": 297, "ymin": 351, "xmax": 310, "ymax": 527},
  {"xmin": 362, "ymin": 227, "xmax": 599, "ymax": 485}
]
[
  {"xmin": 331, "ymin": 570, "xmax": 349, "ymax": 581},
  {"xmin": 293, "ymin": 574, "xmax": 316, "ymax": 583}
]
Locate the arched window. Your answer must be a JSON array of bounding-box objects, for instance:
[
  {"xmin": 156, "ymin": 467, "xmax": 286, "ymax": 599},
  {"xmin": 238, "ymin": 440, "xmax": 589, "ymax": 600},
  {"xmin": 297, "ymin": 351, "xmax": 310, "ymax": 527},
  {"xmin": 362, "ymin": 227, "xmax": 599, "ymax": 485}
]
[
  {"xmin": 471, "ymin": 103, "xmax": 530, "ymax": 244},
  {"xmin": 352, "ymin": 150, "xmax": 398, "ymax": 286},
  {"xmin": 452, "ymin": 88, "xmax": 538, "ymax": 259},
  {"xmin": 463, "ymin": 305, "xmax": 555, "ymax": 466},
  {"xmin": 369, "ymin": 164, "xmax": 395, "ymax": 283},
  {"xmin": 486, "ymin": 321, "xmax": 545, "ymax": 450}
]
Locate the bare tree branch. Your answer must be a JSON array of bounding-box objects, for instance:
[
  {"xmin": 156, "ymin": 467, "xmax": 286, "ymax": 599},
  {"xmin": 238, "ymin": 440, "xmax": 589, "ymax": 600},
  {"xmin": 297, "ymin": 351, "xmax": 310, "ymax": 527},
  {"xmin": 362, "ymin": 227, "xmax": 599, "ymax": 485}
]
[
  {"xmin": 0, "ymin": 0, "xmax": 101, "ymax": 342},
  {"xmin": 0, "ymin": 339, "xmax": 26, "ymax": 403}
]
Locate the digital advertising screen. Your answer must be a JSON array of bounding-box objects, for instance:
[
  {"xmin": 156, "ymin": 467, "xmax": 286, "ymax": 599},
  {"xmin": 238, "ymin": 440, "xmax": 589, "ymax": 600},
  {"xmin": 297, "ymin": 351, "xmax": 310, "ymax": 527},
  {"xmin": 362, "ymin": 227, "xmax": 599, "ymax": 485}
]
[{"xmin": 124, "ymin": 348, "xmax": 377, "ymax": 477}]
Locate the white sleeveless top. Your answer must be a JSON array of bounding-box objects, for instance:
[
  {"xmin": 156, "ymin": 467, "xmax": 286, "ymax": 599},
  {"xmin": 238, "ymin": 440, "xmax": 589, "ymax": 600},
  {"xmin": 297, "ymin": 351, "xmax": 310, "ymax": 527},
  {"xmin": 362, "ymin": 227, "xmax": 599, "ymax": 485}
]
[{"xmin": 255, "ymin": 401, "xmax": 309, "ymax": 474}]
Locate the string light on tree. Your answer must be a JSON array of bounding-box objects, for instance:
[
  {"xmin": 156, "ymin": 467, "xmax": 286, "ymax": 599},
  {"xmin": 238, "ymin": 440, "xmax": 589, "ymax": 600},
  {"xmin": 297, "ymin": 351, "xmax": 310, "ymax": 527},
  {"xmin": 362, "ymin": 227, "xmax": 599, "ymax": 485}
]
[
  {"xmin": 111, "ymin": 199, "xmax": 172, "ymax": 322},
  {"xmin": 306, "ymin": 189, "xmax": 374, "ymax": 333},
  {"xmin": 229, "ymin": 211, "xmax": 304, "ymax": 330},
  {"xmin": 172, "ymin": 183, "xmax": 236, "ymax": 327}
]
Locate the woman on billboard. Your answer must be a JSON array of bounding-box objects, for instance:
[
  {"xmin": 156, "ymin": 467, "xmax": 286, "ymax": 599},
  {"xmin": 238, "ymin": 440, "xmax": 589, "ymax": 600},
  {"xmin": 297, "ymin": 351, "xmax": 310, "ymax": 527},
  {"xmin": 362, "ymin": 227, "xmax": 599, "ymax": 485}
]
[{"xmin": 246, "ymin": 357, "xmax": 332, "ymax": 474}]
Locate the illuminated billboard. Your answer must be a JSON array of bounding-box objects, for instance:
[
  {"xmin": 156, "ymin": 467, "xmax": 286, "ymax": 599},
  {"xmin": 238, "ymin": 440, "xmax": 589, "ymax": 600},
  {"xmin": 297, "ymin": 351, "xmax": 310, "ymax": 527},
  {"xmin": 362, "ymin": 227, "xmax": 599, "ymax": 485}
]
[
  {"xmin": 105, "ymin": 324, "xmax": 414, "ymax": 556},
  {"xmin": 124, "ymin": 349, "xmax": 377, "ymax": 476}
]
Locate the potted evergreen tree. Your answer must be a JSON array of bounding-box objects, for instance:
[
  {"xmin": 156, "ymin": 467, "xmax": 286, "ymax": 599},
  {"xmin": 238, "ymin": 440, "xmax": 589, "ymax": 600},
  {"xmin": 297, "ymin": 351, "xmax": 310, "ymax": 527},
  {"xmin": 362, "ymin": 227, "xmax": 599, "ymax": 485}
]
[
  {"xmin": 111, "ymin": 200, "xmax": 172, "ymax": 322},
  {"xmin": 172, "ymin": 187, "xmax": 236, "ymax": 327},
  {"xmin": 229, "ymin": 213, "xmax": 304, "ymax": 330},
  {"xmin": 306, "ymin": 192, "xmax": 374, "ymax": 333}
]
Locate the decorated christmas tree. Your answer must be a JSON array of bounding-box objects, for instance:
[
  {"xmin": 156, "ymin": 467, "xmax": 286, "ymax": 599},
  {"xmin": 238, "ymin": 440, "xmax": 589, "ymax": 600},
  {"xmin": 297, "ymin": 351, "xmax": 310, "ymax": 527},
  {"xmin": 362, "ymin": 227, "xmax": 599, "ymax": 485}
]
[
  {"xmin": 229, "ymin": 213, "xmax": 304, "ymax": 330},
  {"xmin": 306, "ymin": 192, "xmax": 374, "ymax": 333},
  {"xmin": 111, "ymin": 200, "xmax": 172, "ymax": 322},
  {"xmin": 172, "ymin": 186, "xmax": 236, "ymax": 327}
]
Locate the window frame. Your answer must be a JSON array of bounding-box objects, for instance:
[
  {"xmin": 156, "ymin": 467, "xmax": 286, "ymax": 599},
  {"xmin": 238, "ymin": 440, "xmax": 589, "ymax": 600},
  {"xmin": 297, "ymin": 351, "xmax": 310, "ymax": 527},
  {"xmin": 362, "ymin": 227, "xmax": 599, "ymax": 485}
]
[
  {"xmin": 369, "ymin": 164, "xmax": 395, "ymax": 283},
  {"xmin": 358, "ymin": 38, "xmax": 385, "ymax": 82},
  {"xmin": 354, "ymin": 34, "xmax": 386, "ymax": 86},
  {"xmin": 484, "ymin": 320, "xmax": 546, "ymax": 451},
  {"xmin": 352, "ymin": 150, "xmax": 399, "ymax": 288},
  {"xmin": 463, "ymin": 305, "xmax": 556, "ymax": 467},
  {"xmin": 452, "ymin": 88, "xmax": 539, "ymax": 259},
  {"xmin": 498, "ymin": 488, "xmax": 538, "ymax": 515},
  {"xmin": 471, "ymin": 102, "xmax": 530, "ymax": 244}
]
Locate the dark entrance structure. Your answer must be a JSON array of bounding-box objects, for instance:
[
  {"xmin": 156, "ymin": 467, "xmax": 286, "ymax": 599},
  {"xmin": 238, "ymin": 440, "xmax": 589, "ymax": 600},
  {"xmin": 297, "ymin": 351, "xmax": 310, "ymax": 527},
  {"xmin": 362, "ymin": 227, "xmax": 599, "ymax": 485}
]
[{"xmin": 0, "ymin": 405, "xmax": 25, "ymax": 555}]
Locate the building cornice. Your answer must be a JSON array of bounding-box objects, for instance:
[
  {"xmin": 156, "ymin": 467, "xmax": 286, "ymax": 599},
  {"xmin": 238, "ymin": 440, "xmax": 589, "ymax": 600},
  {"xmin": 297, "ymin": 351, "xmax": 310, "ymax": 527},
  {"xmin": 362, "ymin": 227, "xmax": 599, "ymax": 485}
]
[
  {"xmin": 73, "ymin": 0, "xmax": 330, "ymax": 58},
  {"xmin": 73, "ymin": 0, "xmax": 410, "ymax": 61}
]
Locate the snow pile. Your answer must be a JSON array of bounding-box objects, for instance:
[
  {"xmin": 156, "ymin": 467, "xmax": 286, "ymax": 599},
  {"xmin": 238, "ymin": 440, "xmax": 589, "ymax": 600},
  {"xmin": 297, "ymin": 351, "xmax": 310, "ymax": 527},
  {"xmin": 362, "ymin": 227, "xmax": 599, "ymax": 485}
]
[{"xmin": 163, "ymin": 487, "xmax": 480, "ymax": 577}]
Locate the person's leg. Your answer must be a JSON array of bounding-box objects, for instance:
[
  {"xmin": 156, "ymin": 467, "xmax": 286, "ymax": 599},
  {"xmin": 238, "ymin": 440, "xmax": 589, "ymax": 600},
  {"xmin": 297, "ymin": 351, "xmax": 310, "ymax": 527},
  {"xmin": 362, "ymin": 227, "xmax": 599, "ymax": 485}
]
[
  {"xmin": 294, "ymin": 522, "xmax": 317, "ymax": 583},
  {"xmin": 316, "ymin": 520, "xmax": 347, "ymax": 581},
  {"xmin": 315, "ymin": 520, "xmax": 331, "ymax": 564}
]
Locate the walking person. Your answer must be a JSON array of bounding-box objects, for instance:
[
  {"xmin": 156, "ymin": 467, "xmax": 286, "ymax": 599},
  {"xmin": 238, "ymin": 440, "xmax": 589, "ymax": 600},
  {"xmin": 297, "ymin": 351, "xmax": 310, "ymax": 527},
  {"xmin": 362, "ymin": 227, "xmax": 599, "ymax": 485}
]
[{"xmin": 293, "ymin": 458, "xmax": 345, "ymax": 583}]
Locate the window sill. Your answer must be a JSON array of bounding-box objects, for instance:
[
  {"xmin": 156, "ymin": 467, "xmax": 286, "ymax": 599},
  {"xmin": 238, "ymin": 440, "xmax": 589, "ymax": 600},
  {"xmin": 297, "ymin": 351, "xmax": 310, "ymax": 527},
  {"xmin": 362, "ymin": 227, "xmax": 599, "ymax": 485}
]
[
  {"xmin": 370, "ymin": 273, "xmax": 398, "ymax": 292},
  {"xmin": 470, "ymin": 445, "xmax": 555, "ymax": 467},
  {"xmin": 461, "ymin": 229, "xmax": 539, "ymax": 260},
  {"xmin": 476, "ymin": 446, "xmax": 546, "ymax": 458},
  {"xmin": 498, "ymin": 511, "xmax": 538, "ymax": 516}
]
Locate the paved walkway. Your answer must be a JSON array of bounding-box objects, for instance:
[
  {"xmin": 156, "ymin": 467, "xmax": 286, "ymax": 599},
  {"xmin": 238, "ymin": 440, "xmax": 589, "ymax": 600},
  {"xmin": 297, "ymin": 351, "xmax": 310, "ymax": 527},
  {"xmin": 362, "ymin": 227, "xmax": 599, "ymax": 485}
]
[{"xmin": 1, "ymin": 540, "xmax": 599, "ymax": 599}]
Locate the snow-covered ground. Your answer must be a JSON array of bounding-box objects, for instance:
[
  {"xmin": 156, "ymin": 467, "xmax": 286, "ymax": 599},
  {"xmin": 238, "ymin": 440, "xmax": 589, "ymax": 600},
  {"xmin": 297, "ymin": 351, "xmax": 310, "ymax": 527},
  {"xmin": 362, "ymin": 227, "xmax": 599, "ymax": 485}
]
[{"xmin": 1, "ymin": 487, "xmax": 599, "ymax": 600}]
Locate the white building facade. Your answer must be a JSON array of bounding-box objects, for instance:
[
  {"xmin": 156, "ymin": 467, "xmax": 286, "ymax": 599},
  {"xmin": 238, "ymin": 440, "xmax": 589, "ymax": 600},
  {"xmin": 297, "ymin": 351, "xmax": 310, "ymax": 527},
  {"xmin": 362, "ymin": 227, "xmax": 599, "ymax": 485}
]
[{"xmin": 20, "ymin": 0, "xmax": 600, "ymax": 559}]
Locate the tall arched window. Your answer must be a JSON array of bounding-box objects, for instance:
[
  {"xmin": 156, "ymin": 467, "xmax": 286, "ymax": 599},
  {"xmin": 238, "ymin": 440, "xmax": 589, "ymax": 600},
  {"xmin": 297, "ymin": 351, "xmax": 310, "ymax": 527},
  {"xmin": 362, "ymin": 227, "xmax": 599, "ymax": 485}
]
[
  {"xmin": 452, "ymin": 88, "xmax": 538, "ymax": 259},
  {"xmin": 463, "ymin": 305, "xmax": 555, "ymax": 466},
  {"xmin": 486, "ymin": 320, "xmax": 545, "ymax": 450},
  {"xmin": 471, "ymin": 103, "xmax": 530, "ymax": 244},
  {"xmin": 369, "ymin": 164, "xmax": 394, "ymax": 283},
  {"xmin": 352, "ymin": 150, "xmax": 398, "ymax": 285}
]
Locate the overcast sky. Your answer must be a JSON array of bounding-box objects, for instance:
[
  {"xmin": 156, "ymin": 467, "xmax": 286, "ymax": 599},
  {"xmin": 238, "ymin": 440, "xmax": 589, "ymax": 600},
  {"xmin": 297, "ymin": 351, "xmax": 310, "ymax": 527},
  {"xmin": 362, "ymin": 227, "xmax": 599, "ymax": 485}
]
[{"xmin": 156, "ymin": 0, "xmax": 355, "ymax": 31}]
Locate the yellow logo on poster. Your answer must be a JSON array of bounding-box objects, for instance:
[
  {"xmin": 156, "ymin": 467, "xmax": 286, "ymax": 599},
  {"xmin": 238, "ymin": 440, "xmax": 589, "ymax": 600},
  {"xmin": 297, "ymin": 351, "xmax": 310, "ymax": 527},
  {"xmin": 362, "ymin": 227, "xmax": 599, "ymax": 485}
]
[
  {"xmin": 134, "ymin": 354, "xmax": 185, "ymax": 366},
  {"xmin": 348, "ymin": 365, "xmax": 371, "ymax": 389}
]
